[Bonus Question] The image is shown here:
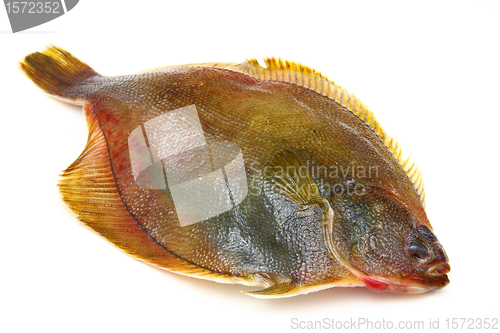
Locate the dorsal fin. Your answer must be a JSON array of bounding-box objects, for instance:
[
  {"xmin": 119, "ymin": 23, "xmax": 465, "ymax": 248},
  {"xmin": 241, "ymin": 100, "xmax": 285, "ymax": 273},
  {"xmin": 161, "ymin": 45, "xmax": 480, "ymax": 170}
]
[{"xmin": 199, "ymin": 58, "xmax": 426, "ymax": 208}]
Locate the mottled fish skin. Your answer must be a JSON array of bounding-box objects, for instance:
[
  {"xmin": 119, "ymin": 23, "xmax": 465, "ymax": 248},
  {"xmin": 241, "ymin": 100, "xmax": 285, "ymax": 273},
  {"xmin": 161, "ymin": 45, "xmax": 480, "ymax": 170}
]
[{"xmin": 20, "ymin": 47, "xmax": 449, "ymax": 297}]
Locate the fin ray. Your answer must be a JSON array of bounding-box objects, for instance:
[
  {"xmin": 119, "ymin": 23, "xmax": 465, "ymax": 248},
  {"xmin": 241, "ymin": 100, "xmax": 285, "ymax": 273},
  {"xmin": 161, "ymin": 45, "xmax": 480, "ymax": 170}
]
[
  {"xmin": 20, "ymin": 46, "xmax": 99, "ymax": 99},
  {"xmin": 263, "ymin": 150, "xmax": 323, "ymax": 207},
  {"xmin": 244, "ymin": 282, "xmax": 298, "ymax": 298}
]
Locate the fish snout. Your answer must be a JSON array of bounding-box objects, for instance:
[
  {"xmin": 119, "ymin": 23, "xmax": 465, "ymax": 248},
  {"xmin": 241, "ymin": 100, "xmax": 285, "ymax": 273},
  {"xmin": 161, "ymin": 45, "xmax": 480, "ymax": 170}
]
[
  {"xmin": 408, "ymin": 238, "xmax": 450, "ymax": 280},
  {"xmin": 415, "ymin": 245, "xmax": 450, "ymax": 281}
]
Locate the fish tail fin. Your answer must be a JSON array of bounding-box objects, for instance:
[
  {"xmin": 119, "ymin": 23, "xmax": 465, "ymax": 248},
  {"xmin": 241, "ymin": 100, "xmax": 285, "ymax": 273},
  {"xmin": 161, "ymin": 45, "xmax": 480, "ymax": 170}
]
[{"xmin": 20, "ymin": 46, "xmax": 99, "ymax": 101}]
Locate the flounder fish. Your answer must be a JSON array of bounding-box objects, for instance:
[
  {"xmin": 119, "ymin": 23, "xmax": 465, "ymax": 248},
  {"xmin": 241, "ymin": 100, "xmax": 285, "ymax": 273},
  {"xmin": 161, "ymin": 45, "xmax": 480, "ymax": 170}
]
[{"xmin": 21, "ymin": 46, "xmax": 450, "ymax": 298}]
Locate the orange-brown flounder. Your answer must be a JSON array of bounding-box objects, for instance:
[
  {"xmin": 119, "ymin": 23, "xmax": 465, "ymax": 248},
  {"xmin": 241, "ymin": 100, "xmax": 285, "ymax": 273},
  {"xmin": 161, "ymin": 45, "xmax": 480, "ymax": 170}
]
[{"xmin": 20, "ymin": 46, "xmax": 449, "ymax": 298}]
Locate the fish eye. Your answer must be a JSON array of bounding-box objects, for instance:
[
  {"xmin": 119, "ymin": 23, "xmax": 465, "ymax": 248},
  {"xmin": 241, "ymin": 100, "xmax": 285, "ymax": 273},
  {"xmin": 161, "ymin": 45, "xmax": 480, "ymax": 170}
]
[{"xmin": 407, "ymin": 241, "xmax": 429, "ymax": 260}]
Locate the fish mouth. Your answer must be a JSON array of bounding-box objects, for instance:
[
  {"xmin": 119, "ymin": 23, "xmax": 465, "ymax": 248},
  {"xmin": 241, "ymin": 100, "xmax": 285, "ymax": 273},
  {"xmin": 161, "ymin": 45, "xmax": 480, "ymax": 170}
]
[
  {"xmin": 423, "ymin": 261, "xmax": 450, "ymax": 278},
  {"xmin": 360, "ymin": 274, "xmax": 450, "ymax": 294},
  {"xmin": 358, "ymin": 260, "xmax": 450, "ymax": 293}
]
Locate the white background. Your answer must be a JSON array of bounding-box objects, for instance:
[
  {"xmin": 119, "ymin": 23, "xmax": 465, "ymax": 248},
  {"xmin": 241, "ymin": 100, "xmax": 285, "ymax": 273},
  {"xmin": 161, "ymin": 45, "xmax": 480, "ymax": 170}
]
[{"xmin": 1, "ymin": 1, "xmax": 499, "ymax": 332}]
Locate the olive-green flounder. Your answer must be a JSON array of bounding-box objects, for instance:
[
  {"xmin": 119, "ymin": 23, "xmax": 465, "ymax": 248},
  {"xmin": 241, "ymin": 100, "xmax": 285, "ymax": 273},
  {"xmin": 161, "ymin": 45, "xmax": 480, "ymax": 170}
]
[{"xmin": 20, "ymin": 46, "xmax": 449, "ymax": 298}]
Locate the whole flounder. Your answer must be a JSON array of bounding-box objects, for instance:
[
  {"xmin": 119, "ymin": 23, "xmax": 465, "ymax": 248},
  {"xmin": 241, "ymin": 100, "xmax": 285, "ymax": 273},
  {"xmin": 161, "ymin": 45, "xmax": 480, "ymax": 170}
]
[{"xmin": 21, "ymin": 46, "xmax": 449, "ymax": 298}]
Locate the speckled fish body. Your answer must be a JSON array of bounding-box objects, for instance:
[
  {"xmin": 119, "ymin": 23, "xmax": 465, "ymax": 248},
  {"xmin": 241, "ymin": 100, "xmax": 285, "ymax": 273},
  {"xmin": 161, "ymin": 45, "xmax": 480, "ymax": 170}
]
[{"xmin": 21, "ymin": 47, "xmax": 449, "ymax": 297}]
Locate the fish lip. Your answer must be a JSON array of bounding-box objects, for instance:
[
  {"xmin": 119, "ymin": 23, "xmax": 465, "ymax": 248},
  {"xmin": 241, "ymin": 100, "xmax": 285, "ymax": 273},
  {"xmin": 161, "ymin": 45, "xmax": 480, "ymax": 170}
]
[
  {"xmin": 360, "ymin": 260, "xmax": 451, "ymax": 293},
  {"xmin": 422, "ymin": 261, "xmax": 451, "ymax": 278}
]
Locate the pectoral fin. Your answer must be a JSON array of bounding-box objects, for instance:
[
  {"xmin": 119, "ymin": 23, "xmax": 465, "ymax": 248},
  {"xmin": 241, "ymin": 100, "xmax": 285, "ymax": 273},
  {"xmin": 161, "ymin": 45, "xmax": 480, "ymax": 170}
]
[
  {"xmin": 263, "ymin": 149, "xmax": 333, "ymax": 221},
  {"xmin": 263, "ymin": 149, "xmax": 323, "ymax": 207}
]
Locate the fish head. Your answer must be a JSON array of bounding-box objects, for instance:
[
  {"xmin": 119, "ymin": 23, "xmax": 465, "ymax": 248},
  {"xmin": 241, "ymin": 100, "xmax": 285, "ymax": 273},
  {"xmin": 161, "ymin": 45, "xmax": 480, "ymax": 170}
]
[{"xmin": 325, "ymin": 188, "xmax": 450, "ymax": 293}]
